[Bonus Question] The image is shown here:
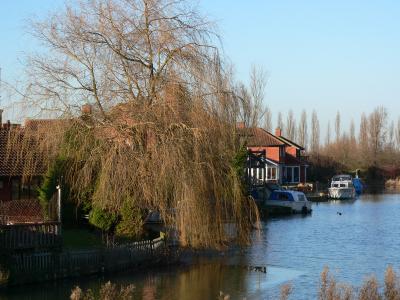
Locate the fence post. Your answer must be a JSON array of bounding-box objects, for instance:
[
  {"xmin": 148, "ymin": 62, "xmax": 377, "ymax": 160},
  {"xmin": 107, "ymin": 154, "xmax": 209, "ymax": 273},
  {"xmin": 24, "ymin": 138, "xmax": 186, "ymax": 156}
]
[{"xmin": 56, "ymin": 184, "xmax": 62, "ymax": 236}]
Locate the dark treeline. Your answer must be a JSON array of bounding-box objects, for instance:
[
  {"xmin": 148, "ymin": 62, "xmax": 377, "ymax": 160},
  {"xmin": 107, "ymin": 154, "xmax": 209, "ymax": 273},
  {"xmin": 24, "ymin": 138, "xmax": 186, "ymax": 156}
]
[{"xmin": 263, "ymin": 106, "xmax": 400, "ymax": 185}]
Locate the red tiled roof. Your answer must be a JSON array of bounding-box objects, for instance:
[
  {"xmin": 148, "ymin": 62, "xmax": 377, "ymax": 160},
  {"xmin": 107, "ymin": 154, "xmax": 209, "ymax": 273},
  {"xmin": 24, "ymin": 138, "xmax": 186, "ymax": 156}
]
[
  {"xmin": 0, "ymin": 126, "xmax": 47, "ymax": 177},
  {"xmin": 276, "ymin": 135, "xmax": 305, "ymax": 150},
  {"xmin": 24, "ymin": 119, "xmax": 63, "ymax": 131},
  {"xmin": 239, "ymin": 127, "xmax": 286, "ymax": 147}
]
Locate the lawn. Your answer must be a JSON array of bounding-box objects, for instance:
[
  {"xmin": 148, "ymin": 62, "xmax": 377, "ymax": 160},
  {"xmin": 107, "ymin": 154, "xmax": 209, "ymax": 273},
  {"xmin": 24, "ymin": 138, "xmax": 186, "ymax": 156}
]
[{"xmin": 62, "ymin": 228, "xmax": 104, "ymax": 249}]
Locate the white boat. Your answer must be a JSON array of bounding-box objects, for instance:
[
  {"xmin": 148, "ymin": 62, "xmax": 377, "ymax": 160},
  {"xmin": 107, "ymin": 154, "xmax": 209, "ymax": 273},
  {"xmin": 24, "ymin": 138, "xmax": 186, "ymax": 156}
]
[
  {"xmin": 263, "ymin": 190, "xmax": 312, "ymax": 214},
  {"xmin": 328, "ymin": 175, "xmax": 356, "ymax": 199}
]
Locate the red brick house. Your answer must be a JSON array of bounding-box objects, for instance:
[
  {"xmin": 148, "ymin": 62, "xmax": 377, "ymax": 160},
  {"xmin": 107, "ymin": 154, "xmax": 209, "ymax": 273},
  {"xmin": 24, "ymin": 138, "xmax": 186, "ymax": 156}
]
[
  {"xmin": 239, "ymin": 124, "xmax": 308, "ymax": 185},
  {"xmin": 0, "ymin": 117, "xmax": 48, "ymax": 203}
]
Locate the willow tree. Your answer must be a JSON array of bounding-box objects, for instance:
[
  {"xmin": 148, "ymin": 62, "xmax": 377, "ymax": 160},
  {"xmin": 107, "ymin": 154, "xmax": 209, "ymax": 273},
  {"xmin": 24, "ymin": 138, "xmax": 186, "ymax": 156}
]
[{"xmin": 19, "ymin": 0, "xmax": 259, "ymax": 248}]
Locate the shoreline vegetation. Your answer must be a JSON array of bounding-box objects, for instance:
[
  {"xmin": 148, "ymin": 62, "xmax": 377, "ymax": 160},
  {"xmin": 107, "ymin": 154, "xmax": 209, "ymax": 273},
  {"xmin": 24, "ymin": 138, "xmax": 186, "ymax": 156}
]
[
  {"xmin": 69, "ymin": 266, "xmax": 400, "ymax": 300},
  {"xmin": 385, "ymin": 178, "xmax": 400, "ymax": 190},
  {"xmin": 264, "ymin": 107, "xmax": 400, "ymax": 188}
]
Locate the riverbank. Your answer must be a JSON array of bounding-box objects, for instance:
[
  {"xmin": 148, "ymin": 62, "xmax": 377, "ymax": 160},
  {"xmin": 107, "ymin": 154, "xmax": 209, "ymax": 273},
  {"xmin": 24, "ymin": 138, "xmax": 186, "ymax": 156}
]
[
  {"xmin": 69, "ymin": 265, "xmax": 400, "ymax": 300},
  {"xmin": 0, "ymin": 237, "xmax": 174, "ymax": 288},
  {"xmin": 2, "ymin": 193, "xmax": 400, "ymax": 299}
]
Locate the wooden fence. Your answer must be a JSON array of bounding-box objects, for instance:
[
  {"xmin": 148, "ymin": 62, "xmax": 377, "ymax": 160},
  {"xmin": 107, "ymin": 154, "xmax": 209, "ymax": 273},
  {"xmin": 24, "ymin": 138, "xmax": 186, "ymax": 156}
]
[
  {"xmin": 0, "ymin": 222, "xmax": 62, "ymax": 252},
  {"xmin": 5, "ymin": 237, "xmax": 166, "ymax": 286}
]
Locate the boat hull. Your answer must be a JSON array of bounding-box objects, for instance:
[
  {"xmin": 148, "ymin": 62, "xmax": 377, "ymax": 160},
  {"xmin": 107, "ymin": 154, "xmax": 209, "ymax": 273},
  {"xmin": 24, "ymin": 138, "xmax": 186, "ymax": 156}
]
[
  {"xmin": 263, "ymin": 200, "xmax": 312, "ymax": 214},
  {"xmin": 328, "ymin": 187, "xmax": 356, "ymax": 199}
]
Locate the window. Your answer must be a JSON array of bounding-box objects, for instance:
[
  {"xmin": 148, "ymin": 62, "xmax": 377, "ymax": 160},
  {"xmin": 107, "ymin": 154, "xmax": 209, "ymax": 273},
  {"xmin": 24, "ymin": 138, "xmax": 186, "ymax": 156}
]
[
  {"xmin": 293, "ymin": 167, "xmax": 299, "ymax": 183},
  {"xmin": 10, "ymin": 178, "xmax": 41, "ymax": 201},
  {"xmin": 298, "ymin": 194, "xmax": 305, "ymax": 201},
  {"xmin": 11, "ymin": 179, "xmax": 20, "ymax": 201},
  {"xmin": 286, "ymin": 167, "xmax": 293, "ymax": 182},
  {"xmin": 284, "ymin": 166, "xmax": 300, "ymax": 183},
  {"xmin": 278, "ymin": 193, "xmax": 289, "ymax": 200},
  {"xmin": 267, "ymin": 166, "xmax": 277, "ymax": 180},
  {"xmin": 257, "ymin": 168, "xmax": 264, "ymax": 180}
]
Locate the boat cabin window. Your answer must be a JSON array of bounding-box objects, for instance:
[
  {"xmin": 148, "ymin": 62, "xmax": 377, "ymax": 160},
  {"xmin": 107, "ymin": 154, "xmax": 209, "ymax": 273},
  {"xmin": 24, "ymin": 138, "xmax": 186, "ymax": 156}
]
[
  {"xmin": 277, "ymin": 193, "xmax": 290, "ymax": 201},
  {"xmin": 333, "ymin": 183, "xmax": 339, "ymax": 188},
  {"xmin": 340, "ymin": 183, "xmax": 346, "ymax": 188},
  {"xmin": 332, "ymin": 175, "xmax": 352, "ymax": 181}
]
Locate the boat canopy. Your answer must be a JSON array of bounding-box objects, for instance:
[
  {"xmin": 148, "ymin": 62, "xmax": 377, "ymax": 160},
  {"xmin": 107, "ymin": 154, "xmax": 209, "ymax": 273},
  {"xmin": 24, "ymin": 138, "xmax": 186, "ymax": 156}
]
[
  {"xmin": 332, "ymin": 175, "xmax": 352, "ymax": 181},
  {"xmin": 269, "ymin": 191, "xmax": 295, "ymax": 201}
]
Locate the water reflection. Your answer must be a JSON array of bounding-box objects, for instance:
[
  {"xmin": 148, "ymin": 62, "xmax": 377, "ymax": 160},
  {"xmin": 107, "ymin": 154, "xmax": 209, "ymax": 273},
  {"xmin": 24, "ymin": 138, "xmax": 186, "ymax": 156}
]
[{"xmin": 2, "ymin": 193, "xmax": 400, "ymax": 300}]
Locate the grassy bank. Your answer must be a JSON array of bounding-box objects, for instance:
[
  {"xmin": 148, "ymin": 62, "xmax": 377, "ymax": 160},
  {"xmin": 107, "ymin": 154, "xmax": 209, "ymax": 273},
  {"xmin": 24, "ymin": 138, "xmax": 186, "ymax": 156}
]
[{"xmin": 62, "ymin": 228, "xmax": 103, "ymax": 249}]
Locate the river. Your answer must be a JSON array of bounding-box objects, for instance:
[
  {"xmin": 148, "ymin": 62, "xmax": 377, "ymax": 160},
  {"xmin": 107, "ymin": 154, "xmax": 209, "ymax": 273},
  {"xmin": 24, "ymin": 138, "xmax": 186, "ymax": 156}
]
[{"xmin": 2, "ymin": 193, "xmax": 400, "ymax": 299}]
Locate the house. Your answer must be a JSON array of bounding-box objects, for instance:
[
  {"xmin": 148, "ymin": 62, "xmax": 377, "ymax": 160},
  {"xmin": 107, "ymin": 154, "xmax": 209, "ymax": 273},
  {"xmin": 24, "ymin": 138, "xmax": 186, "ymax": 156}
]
[
  {"xmin": 239, "ymin": 123, "xmax": 308, "ymax": 185},
  {"xmin": 0, "ymin": 112, "xmax": 49, "ymax": 203}
]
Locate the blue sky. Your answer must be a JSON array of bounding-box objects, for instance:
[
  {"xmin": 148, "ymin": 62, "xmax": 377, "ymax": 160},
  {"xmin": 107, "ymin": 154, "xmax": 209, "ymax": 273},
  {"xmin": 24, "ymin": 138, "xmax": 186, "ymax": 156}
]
[{"xmin": 1, "ymin": 0, "xmax": 400, "ymax": 134}]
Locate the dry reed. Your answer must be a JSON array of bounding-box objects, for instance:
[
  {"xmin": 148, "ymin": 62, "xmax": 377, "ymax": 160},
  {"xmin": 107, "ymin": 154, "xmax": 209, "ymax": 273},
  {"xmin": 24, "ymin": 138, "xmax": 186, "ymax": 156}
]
[
  {"xmin": 70, "ymin": 281, "xmax": 134, "ymax": 300},
  {"xmin": 280, "ymin": 283, "xmax": 293, "ymax": 300}
]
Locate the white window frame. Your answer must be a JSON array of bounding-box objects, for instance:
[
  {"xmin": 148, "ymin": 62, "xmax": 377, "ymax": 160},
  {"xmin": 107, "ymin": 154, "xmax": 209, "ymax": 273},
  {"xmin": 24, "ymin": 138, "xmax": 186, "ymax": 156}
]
[{"xmin": 267, "ymin": 166, "xmax": 278, "ymax": 180}]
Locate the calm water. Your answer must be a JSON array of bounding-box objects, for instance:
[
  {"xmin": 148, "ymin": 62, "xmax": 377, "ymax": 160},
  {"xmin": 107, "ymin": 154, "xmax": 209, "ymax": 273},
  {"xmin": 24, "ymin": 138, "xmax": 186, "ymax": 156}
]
[{"xmin": 2, "ymin": 193, "xmax": 400, "ymax": 299}]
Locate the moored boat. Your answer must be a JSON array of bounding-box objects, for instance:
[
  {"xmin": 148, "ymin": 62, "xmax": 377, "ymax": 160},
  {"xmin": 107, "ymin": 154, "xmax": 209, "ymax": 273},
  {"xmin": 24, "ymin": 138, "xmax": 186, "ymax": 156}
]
[
  {"xmin": 352, "ymin": 176, "xmax": 364, "ymax": 195},
  {"xmin": 262, "ymin": 190, "xmax": 312, "ymax": 214},
  {"xmin": 328, "ymin": 175, "xmax": 356, "ymax": 199}
]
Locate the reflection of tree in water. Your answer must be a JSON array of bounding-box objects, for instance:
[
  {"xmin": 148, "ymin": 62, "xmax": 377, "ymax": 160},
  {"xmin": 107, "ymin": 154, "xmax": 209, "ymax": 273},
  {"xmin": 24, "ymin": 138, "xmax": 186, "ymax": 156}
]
[
  {"xmin": 145, "ymin": 261, "xmax": 250, "ymax": 300},
  {"xmin": 142, "ymin": 276, "xmax": 157, "ymax": 300}
]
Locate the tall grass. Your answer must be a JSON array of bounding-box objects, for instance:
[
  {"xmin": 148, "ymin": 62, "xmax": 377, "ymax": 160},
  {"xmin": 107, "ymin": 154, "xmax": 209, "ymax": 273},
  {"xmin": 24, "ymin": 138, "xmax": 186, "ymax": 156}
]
[
  {"xmin": 70, "ymin": 281, "xmax": 134, "ymax": 300},
  {"xmin": 318, "ymin": 266, "xmax": 400, "ymax": 300}
]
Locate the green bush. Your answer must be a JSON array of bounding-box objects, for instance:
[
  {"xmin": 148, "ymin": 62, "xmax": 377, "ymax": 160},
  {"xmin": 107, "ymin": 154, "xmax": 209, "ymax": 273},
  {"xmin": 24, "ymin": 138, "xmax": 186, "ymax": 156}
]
[
  {"xmin": 88, "ymin": 207, "xmax": 118, "ymax": 232},
  {"xmin": 116, "ymin": 200, "xmax": 144, "ymax": 238}
]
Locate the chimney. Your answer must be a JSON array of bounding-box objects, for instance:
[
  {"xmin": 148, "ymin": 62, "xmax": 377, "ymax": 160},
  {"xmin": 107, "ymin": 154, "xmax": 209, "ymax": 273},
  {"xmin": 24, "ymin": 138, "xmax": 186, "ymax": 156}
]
[
  {"xmin": 81, "ymin": 104, "xmax": 92, "ymax": 115},
  {"xmin": 275, "ymin": 127, "xmax": 282, "ymax": 137},
  {"xmin": 5, "ymin": 120, "xmax": 10, "ymax": 130},
  {"xmin": 237, "ymin": 122, "xmax": 246, "ymax": 129},
  {"xmin": 0, "ymin": 109, "xmax": 3, "ymax": 129}
]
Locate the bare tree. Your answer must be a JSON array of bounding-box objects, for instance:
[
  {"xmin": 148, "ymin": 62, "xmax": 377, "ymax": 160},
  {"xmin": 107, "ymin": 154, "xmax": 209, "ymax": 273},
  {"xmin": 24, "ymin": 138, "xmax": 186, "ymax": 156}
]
[
  {"xmin": 335, "ymin": 111, "xmax": 341, "ymax": 143},
  {"xmin": 286, "ymin": 109, "xmax": 296, "ymax": 140},
  {"xmin": 325, "ymin": 120, "xmax": 331, "ymax": 146},
  {"xmin": 359, "ymin": 113, "xmax": 369, "ymax": 162},
  {"xmin": 25, "ymin": 0, "xmax": 225, "ymax": 117},
  {"xmin": 397, "ymin": 117, "xmax": 400, "ymax": 150},
  {"xmin": 387, "ymin": 120, "xmax": 395, "ymax": 151},
  {"xmin": 249, "ymin": 65, "xmax": 268, "ymax": 127},
  {"xmin": 349, "ymin": 120, "xmax": 355, "ymax": 141},
  {"xmin": 368, "ymin": 106, "xmax": 388, "ymax": 164},
  {"xmin": 297, "ymin": 110, "xmax": 307, "ymax": 148},
  {"xmin": 310, "ymin": 110, "xmax": 320, "ymax": 154},
  {"xmin": 263, "ymin": 106, "xmax": 272, "ymax": 132},
  {"xmin": 236, "ymin": 65, "xmax": 268, "ymax": 127},
  {"xmin": 277, "ymin": 111, "xmax": 284, "ymax": 134}
]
